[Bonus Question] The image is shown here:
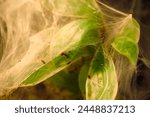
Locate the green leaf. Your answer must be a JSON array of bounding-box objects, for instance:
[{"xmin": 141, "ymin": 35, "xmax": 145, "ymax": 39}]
[
  {"xmin": 21, "ymin": 18, "xmax": 102, "ymax": 86},
  {"xmin": 86, "ymin": 49, "xmax": 118, "ymax": 100},
  {"xmin": 46, "ymin": 70, "xmax": 80, "ymax": 94},
  {"xmin": 21, "ymin": 48, "xmax": 82, "ymax": 86},
  {"xmin": 45, "ymin": 47, "xmax": 95, "ymax": 95},
  {"xmin": 112, "ymin": 18, "xmax": 140, "ymax": 65},
  {"xmin": 78, "ymin": 63, "xmax": 90, "ymax": 97}
]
